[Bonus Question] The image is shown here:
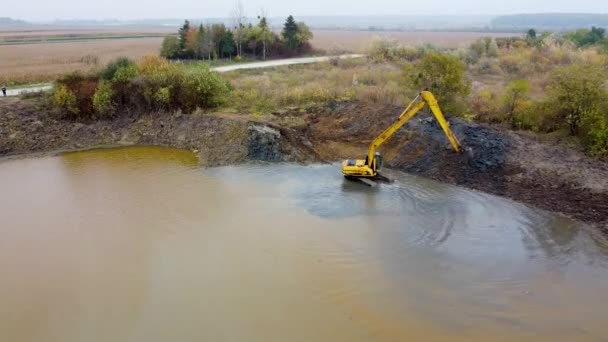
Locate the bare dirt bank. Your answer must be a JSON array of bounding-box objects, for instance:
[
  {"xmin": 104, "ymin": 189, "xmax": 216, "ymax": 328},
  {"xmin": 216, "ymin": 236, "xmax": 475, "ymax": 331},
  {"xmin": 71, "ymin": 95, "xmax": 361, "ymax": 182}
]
[{"xmin": 1, "ymin": 97, "xmax": 607, "ymax": 232}]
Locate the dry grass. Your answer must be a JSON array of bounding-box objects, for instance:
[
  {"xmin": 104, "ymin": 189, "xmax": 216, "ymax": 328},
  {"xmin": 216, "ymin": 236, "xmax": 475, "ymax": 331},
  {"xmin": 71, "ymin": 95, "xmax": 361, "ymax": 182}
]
[
  {"xmin": 0, "ymin": 37, "xmax": 163, "ymax": 85},
  {"xmin": 223, "ymin": 58, "xmax": 409, "ymax": 114},
  {"xmin": 311, "ymin": 30, "xmax": 515, "ymax": 53},
  {"xmin": 0, "ymin": 27, "xmax": 174, "ymax": 38}
]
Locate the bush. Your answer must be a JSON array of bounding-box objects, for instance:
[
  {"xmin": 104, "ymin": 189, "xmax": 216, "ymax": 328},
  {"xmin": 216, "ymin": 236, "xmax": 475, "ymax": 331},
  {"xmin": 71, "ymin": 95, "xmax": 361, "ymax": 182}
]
[
  {"xmin": 112, "ymin": 64, "xmax": 139, "ymax": 83},
  {"xmin": 160, "ymin": 36, "xmax": 180, "ymax": 59},
  {"xmin": 468, "ymin": 89, "xmax": 502, "ymax": 123},
  {"xmin": 101, "ymin": 57, "xmax": 136, "ymax": 81},
  {"xmin": 55, "ymin": 72, "xmax": 98, "ymax": 119},
  {"xmin": 50, "ymin": 56, "xmax": 232, "ymax": 119},
  {"xmin": 368, "ymin": 38, "xmax": 430, "ymax": 63},
  {"xmin": 92, "ymin": 81, "xmax": 115, "ymax": 118},
  {"xmin": 502, "ymin": 79, "xmax": 531, "ymax": 128},
  {"xmin": 53, "ymin": 85, "xmax": 78, "ymax": 116},
  {"xmin": 585, "ymin": 124, "xmax": 608, "ymax": 157},
  {"xmin": 179, "ymin": 66, "xmax": 231, "ymax": 111},
  {"xmin": 403, "ymin": 52, "xmax": 470, "ymax": 114},
  {"xmin": 466, "ymin": 37, "xmax": 498, "ymax": 64},
  {"xmin": 545, "ymin": 63, "xmax": 607, "ymax": 135},
  {"xmin": 470, "ymin": 57, "xmax": 502, "ymax": 75}
]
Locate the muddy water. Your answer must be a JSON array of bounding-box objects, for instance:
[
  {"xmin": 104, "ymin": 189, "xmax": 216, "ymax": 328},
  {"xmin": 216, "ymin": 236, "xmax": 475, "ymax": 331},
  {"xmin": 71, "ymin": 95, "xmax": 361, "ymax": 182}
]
[{"xmin": 1, "ymin": 146, "xmax": 607, "ymax": 342}]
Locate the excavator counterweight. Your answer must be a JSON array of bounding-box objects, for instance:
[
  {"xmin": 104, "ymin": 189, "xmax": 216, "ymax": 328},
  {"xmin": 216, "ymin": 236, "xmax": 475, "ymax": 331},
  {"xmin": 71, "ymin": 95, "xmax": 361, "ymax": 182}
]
[{"xmin": 341, "ymin": 91, "xmax": 461, "ymax": 181}]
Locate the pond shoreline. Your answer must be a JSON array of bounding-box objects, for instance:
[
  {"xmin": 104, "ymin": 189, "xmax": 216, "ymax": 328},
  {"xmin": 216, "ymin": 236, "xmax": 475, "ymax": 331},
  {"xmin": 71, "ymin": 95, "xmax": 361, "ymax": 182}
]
[{"xmin": 1, "ymin": 97, "xmax": 607, "ymax": 233}]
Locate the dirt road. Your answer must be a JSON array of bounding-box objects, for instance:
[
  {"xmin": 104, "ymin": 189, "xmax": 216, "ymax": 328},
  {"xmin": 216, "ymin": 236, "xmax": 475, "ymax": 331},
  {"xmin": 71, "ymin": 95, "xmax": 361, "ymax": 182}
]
[{"xmin": 2, "ymin": 54, "xmax": 364, "ymax": 97}]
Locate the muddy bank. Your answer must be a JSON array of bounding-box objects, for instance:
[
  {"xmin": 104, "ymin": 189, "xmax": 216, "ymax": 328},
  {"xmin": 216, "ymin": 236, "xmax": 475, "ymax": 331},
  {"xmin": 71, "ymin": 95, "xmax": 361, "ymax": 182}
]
[
  {"xmin": 0, "ymin": 97, "xmax": 318, "ymax": 166},
  {"xmin": 1, "ymin": 97, "xmax": 607, "ymax": 231},
  {"xmin": 300, "ymin": 101, "xmax": 608, "ymax": 231}
]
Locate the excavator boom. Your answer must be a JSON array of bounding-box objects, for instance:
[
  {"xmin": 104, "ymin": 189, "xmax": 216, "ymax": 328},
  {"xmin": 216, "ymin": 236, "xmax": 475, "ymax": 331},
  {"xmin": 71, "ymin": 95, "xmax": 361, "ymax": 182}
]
[{"xmin": 342, "ymin": 91, "xmax": 461, "ymax": 180}]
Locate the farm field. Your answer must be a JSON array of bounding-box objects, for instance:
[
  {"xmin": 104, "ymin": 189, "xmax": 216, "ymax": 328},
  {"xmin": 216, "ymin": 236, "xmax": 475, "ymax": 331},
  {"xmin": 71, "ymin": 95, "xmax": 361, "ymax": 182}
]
[
  {"xmin": 0, "ymin": 27, "xmax": 517, "ymax": 85},
  {"xmin": 0, "ymin": 37, "xmax": 164, "ymax": 85},
  {"xmin": 311, "ymin": 30, "xmax": 516, "ymax": 52},
  {"xmin": 0, "ymin": 26, "xmax": 175, "ymax": 37}
]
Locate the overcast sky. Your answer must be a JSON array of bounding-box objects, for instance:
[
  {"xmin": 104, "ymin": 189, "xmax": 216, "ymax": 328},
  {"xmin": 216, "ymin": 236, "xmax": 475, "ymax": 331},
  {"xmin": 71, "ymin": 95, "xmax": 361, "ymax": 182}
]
[{"xmin": 7, "ymin": 0, "xmax": 608, "ymax": 21}]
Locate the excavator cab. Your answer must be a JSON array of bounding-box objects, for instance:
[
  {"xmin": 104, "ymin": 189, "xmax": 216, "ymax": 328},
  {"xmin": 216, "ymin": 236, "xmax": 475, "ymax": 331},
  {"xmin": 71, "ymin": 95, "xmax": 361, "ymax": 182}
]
[{"xmin": 341, "ymin": 91, "xmax": 461, "ymax": 182}]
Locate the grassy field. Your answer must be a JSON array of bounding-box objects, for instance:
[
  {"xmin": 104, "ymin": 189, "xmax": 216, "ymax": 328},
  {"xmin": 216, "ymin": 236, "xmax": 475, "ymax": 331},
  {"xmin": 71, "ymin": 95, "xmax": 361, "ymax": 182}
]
[
  {"xmin": 0, "ymin": 37, "xmax": 164, "ymax": 85},
  {"xmin": 311, "ymin": 30, "xmax": 516, "ymax": 52},
  {"xmin": 0, "ymin": 27, "xmax": 517, "ymax": 86},
  {"xmin": 223, "ymin": 58, "xmax": 407, "ymax": 114}
]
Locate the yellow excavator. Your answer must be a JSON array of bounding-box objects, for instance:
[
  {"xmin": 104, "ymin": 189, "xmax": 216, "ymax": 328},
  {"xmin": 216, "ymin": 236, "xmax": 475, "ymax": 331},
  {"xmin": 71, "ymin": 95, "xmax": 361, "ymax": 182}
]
[{"xmin": 341, "ymin": 91, "xmax": 461, "ymax": 183}]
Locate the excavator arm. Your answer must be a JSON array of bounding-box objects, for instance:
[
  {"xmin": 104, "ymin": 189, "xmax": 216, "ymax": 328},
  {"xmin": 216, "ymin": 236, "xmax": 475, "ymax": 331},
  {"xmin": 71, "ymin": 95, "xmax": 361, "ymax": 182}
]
[{"xmin": 342, "ymin": 91, "xmax": 461, "ymax": 179}]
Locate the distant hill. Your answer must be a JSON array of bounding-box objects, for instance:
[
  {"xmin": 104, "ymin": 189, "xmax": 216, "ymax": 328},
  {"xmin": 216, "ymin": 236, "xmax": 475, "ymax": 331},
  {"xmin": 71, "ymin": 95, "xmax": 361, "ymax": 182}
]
[
  {"xmin": 35, "ymin": 16, "xmax": 495, "ymax": 31},
  {"xmin": 492, "ymin": 13, "xmax": 608, "ymax": 30},
  {"xmin": 0, "ymin": 17, "xmax": 28, "ymax": 26}
]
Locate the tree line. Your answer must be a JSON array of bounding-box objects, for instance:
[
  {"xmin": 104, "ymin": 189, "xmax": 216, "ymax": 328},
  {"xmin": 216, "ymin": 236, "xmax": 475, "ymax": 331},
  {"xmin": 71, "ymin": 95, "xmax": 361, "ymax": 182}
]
[{"xmin": 161, "ymin": 15, "xmax": 313, "ymax": 61}]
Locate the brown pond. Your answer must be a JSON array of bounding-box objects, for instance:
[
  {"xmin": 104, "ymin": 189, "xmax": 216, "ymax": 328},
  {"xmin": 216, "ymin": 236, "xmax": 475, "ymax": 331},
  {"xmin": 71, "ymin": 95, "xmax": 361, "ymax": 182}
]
[{"xmin": 0, "ymin": 146, "xmax": 607, "ymax": 341}]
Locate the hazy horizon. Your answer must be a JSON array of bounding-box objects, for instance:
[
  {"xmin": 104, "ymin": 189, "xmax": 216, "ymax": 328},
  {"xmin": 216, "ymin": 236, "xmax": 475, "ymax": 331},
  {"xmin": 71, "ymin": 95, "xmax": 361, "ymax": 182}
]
[{"xmin": 5, "ymin": 0, "xmax": 608, "ymax": 22}]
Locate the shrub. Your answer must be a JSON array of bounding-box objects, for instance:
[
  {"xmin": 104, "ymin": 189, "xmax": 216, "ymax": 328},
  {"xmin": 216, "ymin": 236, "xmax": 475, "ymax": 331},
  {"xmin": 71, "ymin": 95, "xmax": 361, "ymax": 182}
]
[
  {"xmin": 545, "ymin": 64, "xmax": 607, "ymax": 135},
  {"xmin": 465, "ymin": 37, "xmax": 498, "ymax": 64},
  {"xmin": 468, "ymin": 89, "xmax": 502, "ymax": 123},
  {"xmin": 502, "ymin": 79, "xmax": 531, "ymax": 128},
  {"xmin": 160, "ymin": 36, "xmax": 180, "ymax": 59},
  {"xmin": 470, "ymin": 57, "xmax": 502, "ymax": 75},
  {"xmin": 92, "ymin": 81, "xmax": 115, "ymax": 118},
  {"xmin": 179, "ymin": 65, "xmax": 231, "ymax": 111},
  {"xmin": 585, "ymin": 124, "xmax": 608, "ymax": 157},
  {"xmin": 368, "ymin": 38, "xmax": 430, "ymax": 63},
  {"xmin": 112, "ymin": 64, "xmax": 139, "ymax": 83},
  {"xmin": 403, "ymin": 52, "xmax": 470, "ymax": 114},
  {"xmin": 53, "ymin": 85, "xmax": 78, "ymax": 116},
  {"xmin": 155, "ymin": 87, "xmax": 171, "ymax": 108},
  {"xmin": 55, "ymin": 72, "xmax": 98, "ymax": 119},
  {"xmin": 101, "ymin": 57, "xmax": 136, "ymax": 81}
]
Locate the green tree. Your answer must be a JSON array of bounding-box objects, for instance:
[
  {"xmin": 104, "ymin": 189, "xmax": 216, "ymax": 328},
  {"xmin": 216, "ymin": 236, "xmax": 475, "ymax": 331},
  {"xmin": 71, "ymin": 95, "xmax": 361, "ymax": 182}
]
[
  {"xmin": 565, "ymin": 26, "xmax": 606, "ymax": 47},
  {"xmin": 257, "ymin": 16, "xmax": 273, "ymax": 59},
  {"xmin": 404, "ymin": 52, "xmax": 470, "ymax": 114},
  {"xmin": 527, "ymin": 28, "xmax": 537, "ymax": 41},
  {"xmin": 295, "ymin": 21, "xmax": 313, "ymax": 47},
  {"xmin": 196, "ymin": 24, "xmax": 206, "ymax": 59},
  {"xmin": 546, "ymin": 64, "xmax": 607, "ymax": 135},
  {"xmin": 161, "ymin": 36, "xmax": 180, "ymax": 59},
  {"xmin": 178, "ymin": 20, "xmax": 191, "ymax": 50},
  {"xmin": 219, "ymin": 30, "xmax": 236, "ymax": 58},
  {"xmin": 502, "ymin": 79, "xmax": 530, "ymax": 128},
  {"xmin": 210, "ymin": 24, "xmax": 227, "ymax": 58},
  {"xmin": 282, "ymin": 15, "xmax": 299, "ymax": 50}
]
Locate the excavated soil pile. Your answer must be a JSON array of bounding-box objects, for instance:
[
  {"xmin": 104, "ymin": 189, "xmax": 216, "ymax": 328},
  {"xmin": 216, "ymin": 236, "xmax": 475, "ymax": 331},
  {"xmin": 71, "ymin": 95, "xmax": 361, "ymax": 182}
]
[{"xmin": 300, "ymin": 101, "xmax": 608, "ymax": 229}]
